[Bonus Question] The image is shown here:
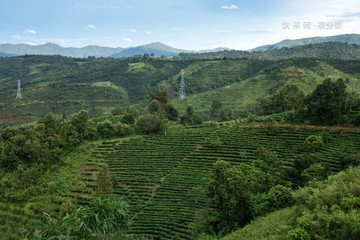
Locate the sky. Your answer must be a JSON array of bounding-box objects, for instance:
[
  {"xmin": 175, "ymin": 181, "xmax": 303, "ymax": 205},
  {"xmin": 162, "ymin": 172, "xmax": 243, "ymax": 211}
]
[{"xmin": 0, "ymin": 0, "xmax": 359, "ymax": 50}]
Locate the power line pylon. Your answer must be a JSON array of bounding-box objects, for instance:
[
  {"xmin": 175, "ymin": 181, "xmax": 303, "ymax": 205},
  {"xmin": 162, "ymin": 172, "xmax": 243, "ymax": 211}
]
[
  {"xmin": 179, "ymin": 70, "xmax": 185, "ymax": 100},
  {"xmin": 16, "ymin": 79, "xmax": 22, "ymax": 100}
]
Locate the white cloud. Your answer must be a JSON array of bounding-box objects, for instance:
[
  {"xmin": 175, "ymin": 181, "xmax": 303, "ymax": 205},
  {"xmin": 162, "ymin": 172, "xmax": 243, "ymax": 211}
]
[
  {"xmin": 122, "ymin": 37, "xmax": 132, "ymax": 42},
  {"xmin": 27, "ymin": 42, "xmax": 38, "ymax": 45},
  {"xmin": 214, "ymin": 29, "xmax": 232, "ymax": 33},
  {"xmin": 24, "ymin": 29, "xmax": 36, "ymax": 34},
  {"xmin": 12, "ymin": 35, "xmax": 21, "ymax": 39},
  {"xmin": 87, "ymin": 24, "xmax": 97, "ymax": 30},
  {"xmin": 145, "ymin": 30, "xmax": 152, "ymax": 34},
  {"xmin": 122, "ymin": 29, "xmax": 138, "ymax": 33},
  {"xmin": 221, "ymin": 4, "xmax": 238, "ymax": 10}
]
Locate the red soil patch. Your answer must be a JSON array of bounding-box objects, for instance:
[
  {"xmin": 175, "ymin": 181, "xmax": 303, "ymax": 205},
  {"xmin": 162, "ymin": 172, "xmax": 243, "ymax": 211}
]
[
  {"xmin": 0, "ymin": 116, "xmax": 33, "ymax": 125},
  {"xmin": 285, "ymin": 71, "xmax": 303, "ymax": 77}
]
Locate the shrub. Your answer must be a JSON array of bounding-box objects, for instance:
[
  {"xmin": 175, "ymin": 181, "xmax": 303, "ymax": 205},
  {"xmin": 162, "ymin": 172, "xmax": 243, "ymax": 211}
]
[
  {"xmin": 135, "ymin": 113, "xmax": 166, "ymax": 134},
  {"xmin": 41, "ymin": 197, "xmax": 129, "ymax": 239},
  {"xmin": 96, "ymin": 120, "xmax": 115, "ymax": 138},
  {"xmin": 301, "ymin": 163, "xmax": 327, "ymax": 182},
  {"xmin": 253, "ymin": 185, "xmax": 295, "ymax": 218},
  {"xmin": 304, "ymin": 135, "xmax": 324, "ymax": 152},
  {"xmin": 288, "ymin": 228, "xmax": 311, "ymax": 240}
]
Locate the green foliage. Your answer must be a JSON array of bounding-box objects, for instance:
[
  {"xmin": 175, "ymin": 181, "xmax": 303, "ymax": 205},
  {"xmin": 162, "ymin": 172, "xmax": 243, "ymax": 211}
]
[
  {"xmin": 0, "ymin": 111, "xmax": 95, "ymax": 170},
  {"xmin": 301, "ymin": 163, "xmax": 327, "ymax": 182},
  {"xmin": 211, "ymin": 100, "xmax": 230, "ymax": 121},
  {"xmin": 95, "ymin": 166, "xmax": 113, "ymax": 195},
  {"xmin": 222, "ymin": 166, "xmax": 360, "ymax": 240},
  {"xmin": 150, "ymin": 85, "xmax": 171, "ymax": 105},
  {"xmin": 207, "ymin": 160, "xmax": 270, "ymax": 233},
  {"xmin": 135, "ymin": 113, "xmax": 166, "ymax": 134},
  {"xmin": 340, "ymin": 153, "xmax": 360, "ymax": 169},
  {"xmin": 180, "ymin": 106, "xmax": 202, "ymax": 125},
  {"xmin": 253, "ymin": 185, "xmax": 295, "ymax": 218},
  {"xmin": 177, "ymin": 42, "xmax": 360, "ymax": 61},
  {"xmin": 190, "ymin": 208, "xmax": 219, "ymax": 237},
  {"xmin": 288, "ymin": 228, "xmax": 311, "ymax": 240},
  {"xmin": 304, "ymin": 78, "xmax": 348, "ymax": 125},
  {"xmin": 96, "ymin": 120, "xmax": 116, "ymax": 138},
  {"xmin": 260, "ymin": 85, "xmax": 305, "ymax": 115},
  {"xmin": 166, "ymin": 104, "xmax": 179, "ymax": 121},
  {"xmin": 304, "ymin": 135, "xmax": 324, "ymax": 152},
  {"xmin": 74, "ymin": 125, "xmax": 360, "ymax": 239},
  {"xmin": 40, "ymin": 197, "xmax": 129, "ymax": 239}
]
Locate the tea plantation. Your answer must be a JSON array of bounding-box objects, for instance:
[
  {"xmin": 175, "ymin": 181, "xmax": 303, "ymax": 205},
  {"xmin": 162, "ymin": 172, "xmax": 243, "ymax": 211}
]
[{"xmin": 77, "ymin": 125, "xmax": 360, "ymax": 239}]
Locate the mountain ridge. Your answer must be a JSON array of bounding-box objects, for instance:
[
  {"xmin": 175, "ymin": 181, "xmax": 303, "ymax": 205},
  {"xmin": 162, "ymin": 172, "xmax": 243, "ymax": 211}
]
[
  {"xmin": 252, "ymin": 33, "xmax": 360, "ymax": 52},
  {"xmin": 0, "ymin": 42, "xmax": 227, "ymax": 58}
]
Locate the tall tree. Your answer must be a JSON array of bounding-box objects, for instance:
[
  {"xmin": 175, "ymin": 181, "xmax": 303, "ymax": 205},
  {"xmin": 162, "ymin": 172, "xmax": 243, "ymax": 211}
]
[{"xmin": 305, "ymin": 78, "xmax": 347, "ymax": 124}]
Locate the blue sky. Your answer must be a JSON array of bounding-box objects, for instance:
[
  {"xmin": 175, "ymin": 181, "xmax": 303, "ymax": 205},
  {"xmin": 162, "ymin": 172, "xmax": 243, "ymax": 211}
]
[{"xmin": 0, "ymin": 0, "xmax": 359, "ymax": 50}]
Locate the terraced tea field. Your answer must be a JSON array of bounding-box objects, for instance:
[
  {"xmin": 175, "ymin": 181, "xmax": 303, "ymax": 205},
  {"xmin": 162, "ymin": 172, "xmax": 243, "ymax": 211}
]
[{"xmin": 79, "ymin": 125, "xmax": 360, "ymax": 239}]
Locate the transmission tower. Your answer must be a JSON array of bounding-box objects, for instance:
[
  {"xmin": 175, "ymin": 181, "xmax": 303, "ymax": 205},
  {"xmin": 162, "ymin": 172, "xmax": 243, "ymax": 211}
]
[
  {"xmin": 16, "ymin": 79, "xmax": 22, "ymax": 100},
  {"xmin": 179, "ymin": 70, "xmax": 185, "ymax": 100}
]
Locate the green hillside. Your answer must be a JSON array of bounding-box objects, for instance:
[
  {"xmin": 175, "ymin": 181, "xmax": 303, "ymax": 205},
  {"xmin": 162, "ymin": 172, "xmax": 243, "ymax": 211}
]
[
  {"xmin": 172, "ymin": 59, "xmax": 360, "ymax": 116},
  {"xmin": 73, "ymin": 125, "xmax": 360, "ymax": 239},
  {"xmin": 1, "ymin": 55, "xmax": 360, "ymax": 124},
  {"xmin": 221, "ymin": 165, "xmax": 360, "ymax": 240},
  {"xmin": 177, "ymin": 42, "xmax": 360, "ymax": 61}
]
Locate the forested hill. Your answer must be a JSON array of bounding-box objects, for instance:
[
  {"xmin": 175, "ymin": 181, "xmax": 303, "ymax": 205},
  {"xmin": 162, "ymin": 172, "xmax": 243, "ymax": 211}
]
[
  {"xmin": 177, "ymin": 42, "xmax": 360, "ymax": 60},
  {"xmin": 1, "ymin": 54, "xmax": 360, "ymax": 124}
]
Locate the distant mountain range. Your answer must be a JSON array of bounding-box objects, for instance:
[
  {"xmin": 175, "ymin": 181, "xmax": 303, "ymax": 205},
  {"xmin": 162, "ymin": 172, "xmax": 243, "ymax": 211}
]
[
  {"xmin": 110, "ymin": 42, "xmax": 189, "ymax": 58},
  {"xmin": 0, "ymin": 34, "xmax": 359, "ymax": 58},
  {"xmin": 252, "ymin": 34, "xmax": 360, "ymax": 52},
  {"xmin": 0, "ymin": 42, "xmax": 228, "ymax": 58}
]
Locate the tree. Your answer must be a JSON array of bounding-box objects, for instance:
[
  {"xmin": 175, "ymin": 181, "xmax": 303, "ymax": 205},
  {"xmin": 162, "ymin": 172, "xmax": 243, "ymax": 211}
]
[
  {"xmin": 148, "ymin": 99, "xmax": 163, "ymax": 115},
  {"xmin": 210, "ymin": 100, "xmax": 228, "ymax": 121},
  {"xmin": 253, "ymin": 185, "xmax": 294, "ymax": 218},
  {"xmin": 135, "ymin": 113, "xmax": 165, "ymax": 134},
  {"xmin": 70, "ymin": 110, "xmax": 91, "ymax": 139},
  {"xmin": 260, "ymin": 84, "xmax": 305, "ymax": 115},
  {"xmin": 301, "ymin": 163, "xmax": 327, "ymax": 182},
  {"xmin": 304, "ymin": 78, "xmax": 347, "ymax": 125},
  {"xmin": 166, "ymin": 104, "xmax": 179, "ymax": 121},
  {"xmin": 208, "ymin": 160, "xmax": 266, "ymax": 233},
  {"xmin": 304, "ymin": 135, "xmax": 324, "ymax": 152},
  {"xmin": 96, "ymin": 120, "xmax": 115, "ymax": 138},
  {"xmin": 150, "ymin": 85, "xmax": 170, "ymax": 105},
  {"xmin": 180, "ymin": 106, "xmax": 202, "ymax": 125}
]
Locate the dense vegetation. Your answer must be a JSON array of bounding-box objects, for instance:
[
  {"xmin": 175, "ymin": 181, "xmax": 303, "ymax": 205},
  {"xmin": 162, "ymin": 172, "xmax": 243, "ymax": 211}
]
[
  {"xmin": 1, "ymin": 55, "xmax": 360, "ymax": 124},
  {"xmin": 72, "ymin": 124, "xmax": 360, "ymax": 239},
  {"xmin": 1, "ymin": 47, "xmax": 360, "ymax": 240},
  {"xmin": 221, "ymin": 165, "xmax": 360, "ymax": 240},
  {"xmin": 177, "ymin": 42, "xmax": 360, "ymax": 61}
]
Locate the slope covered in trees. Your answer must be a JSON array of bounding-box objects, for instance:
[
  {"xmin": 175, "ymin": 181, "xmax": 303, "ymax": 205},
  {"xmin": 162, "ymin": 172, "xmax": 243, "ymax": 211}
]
[
  {"xmin": 177, "ymin": 42, "xmax": 360, "ymax": 60},
  {"xmin": 1, "ymin": 55, "xmax": 360, "ymax": 124},
  {"xmin": 221, "ymin": 165, "xmax": 360, "ymax": 240}
]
